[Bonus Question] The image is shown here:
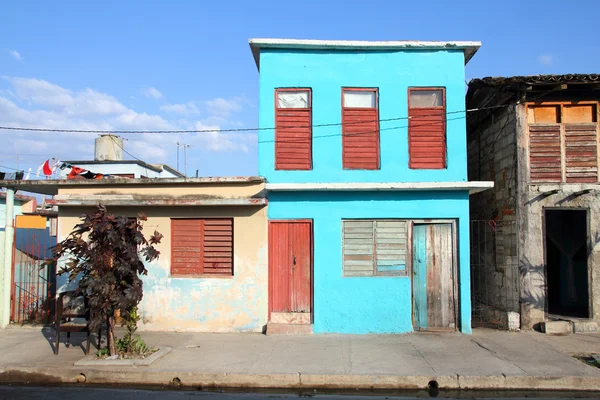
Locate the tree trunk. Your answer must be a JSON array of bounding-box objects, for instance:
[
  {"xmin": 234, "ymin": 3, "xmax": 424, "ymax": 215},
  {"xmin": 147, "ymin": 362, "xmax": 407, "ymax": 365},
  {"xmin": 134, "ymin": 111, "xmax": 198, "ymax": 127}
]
[{"xmin": 107, "ymin": 314, "xmax": 116, "ymax": 356}]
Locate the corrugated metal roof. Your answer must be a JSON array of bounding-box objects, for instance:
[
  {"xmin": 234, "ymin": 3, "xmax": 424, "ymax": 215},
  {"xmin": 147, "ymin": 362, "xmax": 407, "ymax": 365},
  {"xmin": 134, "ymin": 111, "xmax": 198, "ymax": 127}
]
[{"xmin": 469, "ymin": 74, "xmax": 600, "ymax": 89}]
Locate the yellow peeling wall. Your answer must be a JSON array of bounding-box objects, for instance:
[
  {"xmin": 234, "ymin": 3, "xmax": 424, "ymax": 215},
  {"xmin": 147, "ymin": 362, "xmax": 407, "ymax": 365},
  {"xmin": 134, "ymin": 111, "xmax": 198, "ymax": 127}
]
[{"xmin": 57, "ymin": 183, "xmax": 268, "ymax": 332}]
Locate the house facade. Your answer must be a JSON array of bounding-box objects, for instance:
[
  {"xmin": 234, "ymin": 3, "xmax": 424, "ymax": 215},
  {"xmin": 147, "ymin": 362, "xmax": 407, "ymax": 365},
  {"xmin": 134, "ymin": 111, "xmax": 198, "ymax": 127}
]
[
  {"xmin": 467, "ymin": 74, "xmax": 600, "ymax": 332},
  {"xmin": 251, "ymin": 39, "xmax": 492, "ymax": 334},
  {"xmin": 2, "ymin": 177, "xmax": 268, "ymax": 332}
]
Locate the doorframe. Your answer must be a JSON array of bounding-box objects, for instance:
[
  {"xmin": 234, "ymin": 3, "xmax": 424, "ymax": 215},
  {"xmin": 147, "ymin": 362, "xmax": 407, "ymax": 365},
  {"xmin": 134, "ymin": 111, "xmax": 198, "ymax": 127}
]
[
  {"xmin": 542, "ymin": 207, "xmax": 592, "ymax": 320},
  {"xmin": 410, "ymin": 219, "xmax": 459, "ymax": 332},
  {"xmin": 267, "ymin": 219, "xmax": 314, "ymax": 322}
]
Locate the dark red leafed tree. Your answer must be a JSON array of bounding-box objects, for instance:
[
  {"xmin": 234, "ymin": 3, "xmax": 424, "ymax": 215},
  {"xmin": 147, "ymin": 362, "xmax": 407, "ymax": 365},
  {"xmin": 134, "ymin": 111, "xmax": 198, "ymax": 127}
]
[{"xmin": 47, "ymin": 205, "xmax": 162, "ymax": 356}]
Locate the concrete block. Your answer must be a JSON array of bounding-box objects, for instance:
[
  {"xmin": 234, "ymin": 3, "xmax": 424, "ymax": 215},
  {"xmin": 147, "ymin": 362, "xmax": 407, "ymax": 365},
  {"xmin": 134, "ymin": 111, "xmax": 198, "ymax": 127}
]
[
  {"xmin": 508, "ymin": 312, "xmax": 520, "ymax": 331},
  {"xmin": 266, "ymin": 323, "xmax": 313, "ymax": 335},
  {"xmin": 572, "ymin": 321, "xmax": 599, "ymax": 334},
  {"xmin": 541, "ymin": 320, "xmax": 573, "ymax": 335}
]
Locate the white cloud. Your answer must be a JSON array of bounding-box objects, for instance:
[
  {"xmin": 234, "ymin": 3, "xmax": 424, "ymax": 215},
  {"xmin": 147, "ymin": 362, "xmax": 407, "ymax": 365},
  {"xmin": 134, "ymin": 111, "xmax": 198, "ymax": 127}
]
[
  {"xmin": 140, "ymin": 86, "xmax": 163, "ymax": 100},
  {"xmin": 537, "ymin": 54, "xmax": 554, "ymax": 66},
  {"xmin": 204, "ymin": 97, "xmax": 242, "ymax": 117},
  {"xmin": 9, "ymin": 50, "xmax": 22, "ymax": 62},
  {"xmin": 6, "ymin": 76, "xmax": 73, "ymax": 107},
  {"xmin": 0, "ymin": 77, "xmax": 255, "ymax": 173},
  {"xmin": 160, "ymin": 102, "xmax": 200, "ymax": 116}
]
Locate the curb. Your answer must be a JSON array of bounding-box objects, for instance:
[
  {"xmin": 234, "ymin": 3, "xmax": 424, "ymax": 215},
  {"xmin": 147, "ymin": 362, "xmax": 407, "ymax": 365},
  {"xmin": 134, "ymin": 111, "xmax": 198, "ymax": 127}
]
[
  {"xmin": 74, "ymin": 347, "xmax": 173, "ymax": 367},
  {"xmin": 1, "ymin": 367, "xmax": 600, "ymax": 391}
]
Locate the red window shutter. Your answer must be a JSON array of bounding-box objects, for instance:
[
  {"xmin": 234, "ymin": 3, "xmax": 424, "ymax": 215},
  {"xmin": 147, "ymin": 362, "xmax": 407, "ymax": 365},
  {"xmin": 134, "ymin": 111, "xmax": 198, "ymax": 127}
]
[
  {"xmin": 529, "ymin": 125, "xmax": 562, "ymax": 183},
  {"xmin": 203, "ymin": 219, "xmax": 233, "ymax": 275},
  {"xmin": 171, "ymin": 219, "xmax": 204, "ymax": 275},
  {"xmin": 342, "ymin": 89, "xmax": 379, "ymax": 170},
  {"xmin": 408, "ymin": 88, "xmax": 446, "ymax": 169},
  {"xmin": 171, "ymin": 218, "xmax": 233, "ymax": 276},
  {"xmin": 565, "ymin": 124, "xmax": 598, "ymax": 183},
  {"xmin": 275, "ymin": 89, "xmax": 312, "ymax": 170}
]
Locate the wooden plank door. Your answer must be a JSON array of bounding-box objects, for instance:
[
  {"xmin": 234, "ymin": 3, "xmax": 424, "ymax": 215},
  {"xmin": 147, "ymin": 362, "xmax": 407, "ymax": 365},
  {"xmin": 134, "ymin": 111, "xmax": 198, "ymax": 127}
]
[
  {"xmin": 412, "ymin": 223, "xmax": 456, "ymax": 331},
  {"xmin": 269, "ymin": 221, "xmax": 312, "ymax": 315}
]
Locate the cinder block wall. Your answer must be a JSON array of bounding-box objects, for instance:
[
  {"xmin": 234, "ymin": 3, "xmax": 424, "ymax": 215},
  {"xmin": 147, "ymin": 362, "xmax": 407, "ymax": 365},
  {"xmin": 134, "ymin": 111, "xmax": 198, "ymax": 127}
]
[{"xmin": 467, "ymin": 105, "xmax": 520, "ymax": 322}]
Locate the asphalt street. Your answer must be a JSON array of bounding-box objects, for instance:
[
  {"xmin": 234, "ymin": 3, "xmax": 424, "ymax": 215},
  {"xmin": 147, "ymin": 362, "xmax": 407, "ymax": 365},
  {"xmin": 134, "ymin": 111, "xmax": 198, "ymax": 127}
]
[{"xmin": 1, "ymin": 386, "xmax": 600, "ymax": 400}]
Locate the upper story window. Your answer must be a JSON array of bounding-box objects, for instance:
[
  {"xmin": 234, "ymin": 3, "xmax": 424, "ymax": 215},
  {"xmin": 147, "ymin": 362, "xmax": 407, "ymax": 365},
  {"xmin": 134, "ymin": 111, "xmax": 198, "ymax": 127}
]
[
  {"xmin": 527, "ymin": 102, "xmax": 598, "ymax": 183},
  {"xmin": 342, "ymin": 88, "xmax": 380, "ymax": 170},
  {"xmin": 408, "ymin": 88, "xmax": 446, "ymax": 169},
  {"xmin": 275, "ymin": 89, "xmax": 312, "ymax": 170}
]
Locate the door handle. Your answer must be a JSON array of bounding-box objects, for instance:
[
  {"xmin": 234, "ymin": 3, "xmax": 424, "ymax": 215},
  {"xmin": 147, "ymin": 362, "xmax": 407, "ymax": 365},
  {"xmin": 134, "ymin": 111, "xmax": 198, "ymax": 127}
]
[{"xmin": 293, "ymin": 255, "xmax": 297, "ymax": 266}]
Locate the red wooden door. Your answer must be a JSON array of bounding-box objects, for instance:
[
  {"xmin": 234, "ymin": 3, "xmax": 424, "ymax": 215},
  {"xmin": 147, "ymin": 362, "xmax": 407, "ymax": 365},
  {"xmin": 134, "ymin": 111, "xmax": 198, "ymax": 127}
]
[{"xmin": 269, "ymin": 221, "xmax": 312, "ymax": 314}]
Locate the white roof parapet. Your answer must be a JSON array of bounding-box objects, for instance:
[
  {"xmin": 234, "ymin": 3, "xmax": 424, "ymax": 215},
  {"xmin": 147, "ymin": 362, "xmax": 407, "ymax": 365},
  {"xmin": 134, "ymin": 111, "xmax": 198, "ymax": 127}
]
[
  {"xmin": 265, "ymin": 181, "xmax": 494, "ymax": 194},
  {"xmin": 249, "ymin": 38, "xmax": 482, "ymax": 69}
]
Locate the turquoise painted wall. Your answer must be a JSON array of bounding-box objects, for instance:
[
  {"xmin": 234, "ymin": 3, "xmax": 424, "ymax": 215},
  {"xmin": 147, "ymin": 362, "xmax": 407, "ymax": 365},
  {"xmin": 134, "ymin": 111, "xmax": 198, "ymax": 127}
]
[
  {"xmin": 258, "ymin": 49, "xmax": 467, "ymax": 183},
  {"xmin": 268, "ymin": 190, "xmax": 472, "ymax": 334}
]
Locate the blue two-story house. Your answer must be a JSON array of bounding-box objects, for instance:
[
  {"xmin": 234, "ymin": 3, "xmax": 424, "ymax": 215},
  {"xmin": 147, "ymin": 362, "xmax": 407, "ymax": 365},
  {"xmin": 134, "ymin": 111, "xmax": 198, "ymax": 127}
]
[{"xmin": 250, "ymin": 39, "xmax": 492, "ymax": 334}]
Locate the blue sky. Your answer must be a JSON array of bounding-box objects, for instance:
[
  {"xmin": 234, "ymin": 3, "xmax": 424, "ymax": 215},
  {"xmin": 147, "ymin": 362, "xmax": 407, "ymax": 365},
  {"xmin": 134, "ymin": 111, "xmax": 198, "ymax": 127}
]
[{"xmin": 1, "ymin": 0, "xmax": 598, "ymax": 178}]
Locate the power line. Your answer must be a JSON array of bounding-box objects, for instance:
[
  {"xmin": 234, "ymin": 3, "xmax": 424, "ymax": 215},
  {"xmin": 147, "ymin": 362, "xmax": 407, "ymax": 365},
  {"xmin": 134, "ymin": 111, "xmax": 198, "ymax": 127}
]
[
  {"xmin": 0, "ymin": 164, "xmax": 23, "ymax": 172},
  {"xmin": 108, "ymin": 135, "xmax": 151, "ymax": 177},
  {"xmin": 0, "ymin": 103, "xmax": 514, "ymax": 135}
]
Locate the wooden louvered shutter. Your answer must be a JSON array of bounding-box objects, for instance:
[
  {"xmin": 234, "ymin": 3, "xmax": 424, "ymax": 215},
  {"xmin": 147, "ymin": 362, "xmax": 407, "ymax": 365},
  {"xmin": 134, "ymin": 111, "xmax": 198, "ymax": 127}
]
[
  {"xmin": 528, "ymin": 125, "xmax": 562, "ymax": 183},
  {"xmin": 171, "ymin": 218, "xmax": 233, "ymax": 276},
  {"xmin": 343, "ymin": 220, "xmax": 375, "ymax": 277},
  {"xmin": 565, "ymin": 124, "xmax": 598, "ymax": 183},
  {"xmin": 408, "ymin": 88, "xmax": 446, "ymax": 169},
  {"xmin": 171, "ymin": 219, "xmax": 204, "ymax": 275},
  {"xmin": 343, "ymin": 220, "xmax": 408, "ymax": 277},
  {"xmin": 342, "ymin": 89, "xmax": 380, "ymax": 169},
  {"xmin": 374, "ymin": 220, "xmax": 408, "ymax": 276},
  {"xmin": 202, "ymin": 219, "xmax": 233, "ymax": 275},
  {"xmin": 275, "ymin": 89, "xmax": 312, "ymax": 170}
]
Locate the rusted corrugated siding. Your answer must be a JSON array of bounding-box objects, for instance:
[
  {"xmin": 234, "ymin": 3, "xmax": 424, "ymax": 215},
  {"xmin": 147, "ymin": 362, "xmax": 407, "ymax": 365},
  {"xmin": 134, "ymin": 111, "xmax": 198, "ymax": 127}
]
[
  {"xmin": 408, "ymin": 108, "xmax": 446, "ymax": 169},
  {"xmin": 269, "ymin": 221, "xmax": 312, "ymax": 314},
  {"xmin": 565, "ymin": 124, "xmax": 598, "ymax": 183},
  {"xmin": 342, "ymin": 108, "xmax": 379, "ymax": 169},
  {"xmin": 171, "ymin": 218, "xmax": 233, "ymax": 276},
  {"xmin": 275, "ymin": 107, "xmax": 312, "ymax": 171},
  {"xmin": 528, "ymin": 125, "xmax": 562, "ymax": 182}
]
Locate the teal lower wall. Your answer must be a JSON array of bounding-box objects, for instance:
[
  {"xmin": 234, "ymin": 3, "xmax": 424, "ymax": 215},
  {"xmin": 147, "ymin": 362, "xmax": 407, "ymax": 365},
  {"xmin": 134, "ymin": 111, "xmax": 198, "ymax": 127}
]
[{"xmin": 267, "ymin": 190, "xmax": 472, "ymax": 334}]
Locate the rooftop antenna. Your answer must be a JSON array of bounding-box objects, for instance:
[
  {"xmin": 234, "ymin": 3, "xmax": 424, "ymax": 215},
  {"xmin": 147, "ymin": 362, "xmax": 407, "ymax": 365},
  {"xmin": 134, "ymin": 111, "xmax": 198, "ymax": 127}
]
[{"xmin": 183, "ymin": 144, "xmax": 191, "ymax": 177}]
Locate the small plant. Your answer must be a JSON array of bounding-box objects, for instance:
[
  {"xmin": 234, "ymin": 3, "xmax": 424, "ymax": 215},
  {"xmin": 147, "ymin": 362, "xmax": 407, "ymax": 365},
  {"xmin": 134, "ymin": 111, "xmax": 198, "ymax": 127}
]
[
  {"xmin": 114, "ymin": 306, "xmax": 155, "ymax": 357},
  {"xmin": 97, "ymin": 348, "xmax": 109, "ymax": 357}
]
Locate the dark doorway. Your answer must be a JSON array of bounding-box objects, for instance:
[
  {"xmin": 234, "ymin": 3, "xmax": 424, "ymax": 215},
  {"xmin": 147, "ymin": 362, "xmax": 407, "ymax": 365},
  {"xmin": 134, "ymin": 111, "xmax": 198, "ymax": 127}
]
[{"xmin": 545, "ymin": 209, "xmax": 589, "ymax": 318}]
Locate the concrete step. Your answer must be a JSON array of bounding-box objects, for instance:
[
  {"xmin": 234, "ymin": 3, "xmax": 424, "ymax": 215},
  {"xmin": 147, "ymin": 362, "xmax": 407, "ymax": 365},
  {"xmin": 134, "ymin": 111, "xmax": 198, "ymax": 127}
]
[
  {"xmin": 541, "ymin": 320, "xmax": 573, "ymax": 335},
  {"xmin": 270, "ymin": 312, "xmax": 311, "ymax": 324},
  {"xmin": 266, "ymin": 323, "xmax": 313, "ymax": 335},
  {"xmin": 572, "ymin": 320, "xmax": 599, "ymax": 334}
]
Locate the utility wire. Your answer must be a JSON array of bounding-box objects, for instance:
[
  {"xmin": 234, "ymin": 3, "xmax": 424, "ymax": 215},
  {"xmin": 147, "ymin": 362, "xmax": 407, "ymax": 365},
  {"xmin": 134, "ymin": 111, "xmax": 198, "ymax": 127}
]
[
  {"xmin": 0, "ymin": 103, "xmax": 514, "ymax": 135},
  {"xmin": 0, "ymin": 164, "xmax": 23, "ymax": 172},
  {"xmin": 108, "ymin": 135, "xmax": 151, "ymax": 177}
]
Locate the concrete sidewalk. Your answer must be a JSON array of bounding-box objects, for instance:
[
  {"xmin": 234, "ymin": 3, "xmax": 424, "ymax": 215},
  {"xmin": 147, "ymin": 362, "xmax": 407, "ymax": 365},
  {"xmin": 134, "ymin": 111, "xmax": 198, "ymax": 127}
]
[{"xmin": 1, "ymin": 327, "xmax": 600, "ymax": 391}]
